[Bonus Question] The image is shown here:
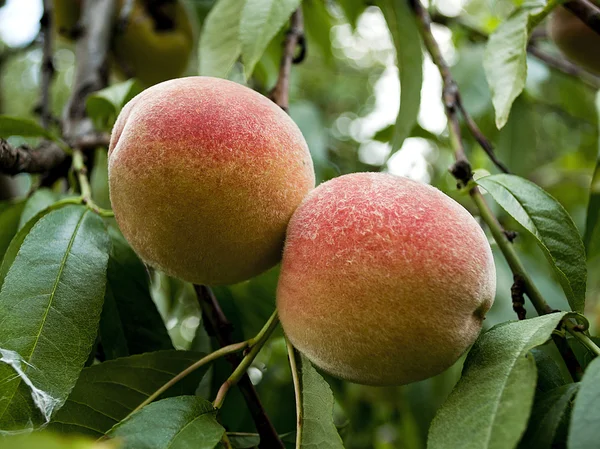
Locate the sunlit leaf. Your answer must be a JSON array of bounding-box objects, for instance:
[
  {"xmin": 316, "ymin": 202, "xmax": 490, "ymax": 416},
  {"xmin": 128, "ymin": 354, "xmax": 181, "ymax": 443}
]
[
  {"xmin": 376, "ymin": 0, "xmax": 423, "ymax": 155},
  {"xmin": 107, "ymin": 396, "xmax": 224, "ymax": 449},
  {"xmin": 0, "ymin": 205, "xmax": 110, "ymax": 432},
  {"xmin": 476, "ymin": 174, "xmax": 586, "ymax": 313},
  {"xmin": 239, "ymin": 0, "xmax": 300, "ymax": 78},
  {"xmin": 49, "ymin": 350, "xmax": 209, "ymax": 437},
  {"xmin": 428, "ymin": 313, "xmax": 566, "ymax": 449}
]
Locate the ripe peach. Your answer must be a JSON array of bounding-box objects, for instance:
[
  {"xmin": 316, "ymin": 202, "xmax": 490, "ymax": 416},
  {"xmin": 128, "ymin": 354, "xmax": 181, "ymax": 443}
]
[
  {"xmin": 548, "ymin": 7, "xmax": 600, "ymax": 74},
  {"xmin": 108, "ymin": 76, "xmax": 315, "ymax": 285},
  {"xmin": 277, "ymin": 173, "xmax": 496, "ymax": 386}
]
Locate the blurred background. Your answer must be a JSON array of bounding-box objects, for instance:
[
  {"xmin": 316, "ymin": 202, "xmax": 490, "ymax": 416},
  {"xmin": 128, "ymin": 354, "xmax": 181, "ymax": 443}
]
[{"xmin": 0, "ymin": 0, "xmax": 598, "ymax": 447}]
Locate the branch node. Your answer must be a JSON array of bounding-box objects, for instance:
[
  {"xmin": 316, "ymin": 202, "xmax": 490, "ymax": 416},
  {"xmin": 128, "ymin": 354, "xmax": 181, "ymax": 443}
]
[{"xmin": 511, "ymin": 274, "xmax": 527, "ymax": 320}]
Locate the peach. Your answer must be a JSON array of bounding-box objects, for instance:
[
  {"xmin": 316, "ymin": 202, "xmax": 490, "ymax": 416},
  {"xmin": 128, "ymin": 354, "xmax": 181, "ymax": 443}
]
[
  {"xmin": 277, "ymin": 173, "xmax": 496, "ymax": 386},
  {"xmin": 548, "ymin": 7, "xmax": 600, "ymax": 74},
  {"xmin": 108, "ymin": 76, "xmax": 315, "ymax": 285}
]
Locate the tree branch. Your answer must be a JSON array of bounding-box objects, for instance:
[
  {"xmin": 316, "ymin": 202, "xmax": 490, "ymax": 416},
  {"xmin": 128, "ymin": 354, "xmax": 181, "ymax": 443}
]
[
  {"xmin": 429, "ymin": 11, "xmax": 600, "ymax": 90},
  {"xmin": 195, "ymin": 285, "xmax": 285, "ymax": 449},
  {"xmin": 410, "ymin": 0, "xmax": 509, "ymax": 179},
  {"xmin": 269, "ymin": 9, "xmax": 305, "ymax": 111},
  {"xmin": 63, "ymin": 0, "xmax": 117, "ymax": 141},
  {"xmin": 0, "ymin": 140, "xmax": 65, "ymax": 175},
  {"xmin": 527, "ymin": 44, "xmax": 600, "ymax": 89},
  {"xmin": 563, "ymin": 0, "xmax": 600, "ymax": 36}
]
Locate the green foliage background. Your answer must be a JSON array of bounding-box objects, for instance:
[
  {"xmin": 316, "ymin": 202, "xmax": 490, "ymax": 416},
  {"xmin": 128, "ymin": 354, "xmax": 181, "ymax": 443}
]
[{"xmin": 0, "ymin": 0, "xmax": 599, "ymax": 448}]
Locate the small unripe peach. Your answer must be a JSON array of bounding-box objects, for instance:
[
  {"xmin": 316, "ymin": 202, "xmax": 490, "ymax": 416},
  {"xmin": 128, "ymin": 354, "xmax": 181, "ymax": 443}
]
[
  {"xmin": 109, "ymin": 76, "xmax": 315, "ymax": 285},
  {"xmin": 548, "ymin": 6, "xmax": 600, "ymax": 74},
  {"xmin": 277, "ymin": 173, "xmax": 496, "ymax": 386}
]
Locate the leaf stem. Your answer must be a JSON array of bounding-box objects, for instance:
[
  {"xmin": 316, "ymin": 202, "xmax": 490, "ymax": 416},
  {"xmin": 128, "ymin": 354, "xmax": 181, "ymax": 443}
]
[
  {"xmin": 126, "ymin": 341, "xmax": 249, "ymax": 419},
  {"xmin": 564, "ymin": 319, "xmax": 600, "ymax": 357},
  {"xmin": 213, "ymin": 311, "xmax": 280, "ymax": 409},
  {"xmin": 286, "ymin": 338, "xmax": 302, "ymax": 449},
  {"xmin": 71, "ymin": 148, "xmax": 114, "ymax": 217}
]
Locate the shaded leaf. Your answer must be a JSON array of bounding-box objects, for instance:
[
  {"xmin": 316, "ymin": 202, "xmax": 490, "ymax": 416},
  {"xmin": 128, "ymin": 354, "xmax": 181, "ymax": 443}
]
[
  {"xmin": 518, "ymin": 383, "xmax": 578, "ymax": 449},
  {"xmin": 303, "ymin": 0, "xmax": 334, "ymax": 65},
  {"xmin": 476, "ymin": 174, "xmax": 586, "ymax": 313},
  {"xmin": 107, "ymin": 396, "xmax": 224, "ymax": 449},
  {"xmin": 198, "ymin": 0, "xmax": 242, "ymax": 78},
  {"xmin": 584, "ymin": 92, "xmax": 600, "ymax": 261},
  {"xmin": 0, "ymin": 205, "xmax": 110, "ymax": 432},
  {"xmin": 240, "ymin": 0, "xmax": 300, "ymax": 78},
  {"xmin": 531, "ymin": 344, "xmax": 573, "ymax": 394},
  {"xmin": 567, "ymin": 357, "xmax": 600, "ymax": 449},
  {"xmin": 86, "ymin": 79, "xmax": 143, "ymax": 130},
  {"xmin": 376, "ymin": 0, "xmax": 423, "ymax": 155},
  {"xmin": 296, "ymin": 352, "xmax": 344, "ymax": 449},
  {"xmin": 0, "ymin": 199, "xmax": 25, "ymax": 262},
  {"xmin": 49, "ymin": 350, "xmax": 209, "ymax": 437},
  {"xmin": 99, "ymin": 228, "xmax": 172, "ymax": 360},
  {"xmin": 483, "ymin": 0, "xmax": 559, "ymax": 129},
  {"xmin": 0, "ymin": 115, "xmax": 55, "ymax": 140},
  {"xmin": 337, "ymin": 0, "xmax": 367, "ymax": 28},
  {"xmin": 428, "ymin": 313, "xmax": 566, "ymax": 449},
  {"xmin": 567, "ymin": 336, "xmax": 600, "ymax": 371}
]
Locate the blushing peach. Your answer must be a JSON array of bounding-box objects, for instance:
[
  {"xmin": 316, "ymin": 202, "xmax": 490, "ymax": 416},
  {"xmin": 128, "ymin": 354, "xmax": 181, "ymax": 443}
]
[
  {"xmin": 277, "ymin": 173, "xmax": 496, "ymax": 386},
  {"xmin": 109, "ymin": 76, "xmax": 315, "ymax": 285}
]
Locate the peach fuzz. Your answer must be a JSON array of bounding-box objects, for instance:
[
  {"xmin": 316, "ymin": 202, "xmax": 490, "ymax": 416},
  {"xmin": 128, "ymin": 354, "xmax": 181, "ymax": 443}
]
[
  {"xmin": 277, "ymin": 173, "xmax": 496, "ymax": 386},
  {"xmin": 108, "ymin": 76, "xmax": 315, "ymax": 285}
]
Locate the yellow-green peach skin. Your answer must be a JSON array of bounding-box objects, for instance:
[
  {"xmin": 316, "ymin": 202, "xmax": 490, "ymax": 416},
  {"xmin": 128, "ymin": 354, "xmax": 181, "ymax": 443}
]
[{"xmin": 109, "ymin": 76, "xmax": 315, "ymax": 285}]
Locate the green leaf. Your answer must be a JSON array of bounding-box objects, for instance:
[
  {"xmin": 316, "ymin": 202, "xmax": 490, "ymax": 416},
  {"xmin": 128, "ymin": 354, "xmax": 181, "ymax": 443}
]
[
  {"xmin": 49, "ymin": 350, "xmax": 209, "ymax": 437},
  {"xmin": 228, "ymin": 433, "xmax": 260, "ymax": 448},
  {"xmin": 518, "ymin": 383, "xmax": 578, "ymax": 449},
  {"xmin": 476, "ymin": 174, "xmax": 587, "ymax": 313},
  {"xmin": 86, "ymin": 79, "xmax": 143, "ymax": 131},
  {"xmin": 19, "ymin": 189, "xmax": 60, "ymax": 229},
  {"xmin": 337, "ymin": 0, "xmax": 367, "ymax": 28},
  {"xmin": 240, "ymin": 0, "xmax": 300, "ymax": 78},
  {"xmin": 302, "ymin": 0, "xmax": 334, "ymax": 65},
  {"xmin": 99, "ymin": 228, "xmax": 172, "ymax": 360},
  {"xmin": 376, "ymin": 0, "xmax": 423, "ymax": 154},
  {"xmin": 568, "ymin": 357, "xmax": 600, "ymax": 449},
  {"xmin": 296, "ymin": 352, "xmax": 344, "ymax": 449},
  {"xmin": 0, "ymin": 198, "xmax": 80, "ymax": 290},
  {"xmin": 0, "ymin": 205, "xmax": 110, "ymax": 432},
  {"xmin": 567, "ymin": 336, "xmax": 600, "ymax": 371},
  {"xmin": 0, "ymin": 199, "xmax": 25, "ymax": 261},
  {"xmin": 198, "ymin": 0, "xmax": 243, "ymax": 78},
  {"xmin": 0, "ymin": 115, "xmax": 55, "ymax": 140},
  {"xmin": 531, "ymin": 345, "xmax": 573, "ymax": 393},
  {"xmin": 428, "ymin": 313, "xmax": 566, "ymax": 449},
  {"xmin": 0, "ymin": 432, "xmax": 116, "ymax": 449},
  {"xmin": 107, "ymin": 396, "xmax": 225, "ymax": 449},
  {"xmin": 584, "ymin": 92, "xmax": 600, "ymax": 261},
  {"xmin": 483, "ymin": 0, "xmax": 559, "ymax": 129}
]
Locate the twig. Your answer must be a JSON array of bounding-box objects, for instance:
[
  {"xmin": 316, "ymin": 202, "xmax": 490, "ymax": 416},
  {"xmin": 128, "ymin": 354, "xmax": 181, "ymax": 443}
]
[
  {"xmin": 410, "ymin": 0, "xmax": 585, "ymax": 376},
  {"xmin": 527, "ymin": 44, "xmax": 600, "ymax": 89},
  {"xmin": 269, "ymin": 9, "xmax": 305, "ymax": 111},
  {"xmin": 511, "ymin": 274, "xmax": 527, "ymax": 320},
  {"xmin": 429, "ymin": 11, "xmax": 600, "ymax": 90},
  {"xmin": 40, "ymin": 0, "xmax": 55, "ymax": 129},
  {"xmin": 127, "ymin": 341, "xmax": 248, "ymax": 418},
  {"xmin": 563, "ymin": 0, "xmax": 600, "ymax": 36},
  {"xmin": 117, "ymin": 0, "xmax": 136, "ymax": 32},
  {"xmin": 0, "ymin": 140, "xmax": 65, "ymax": 175},
  {"xmin": 195, "ymin": 285, "xmax": 285, "ymax": 449},
  {"xmin": 63, "ymin": 0, "xmax": 117, "ymax": 141},
  {"xmin": 286, "ymin": 339, "xmax": 302, "ymax": 449},
  {"xmin": 213, "ymin": 311, "xmax": 280, "ymax": 409},
  {"xmin": 411, "ymin": 0, "xmax": 508, "ymax": 177}
]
